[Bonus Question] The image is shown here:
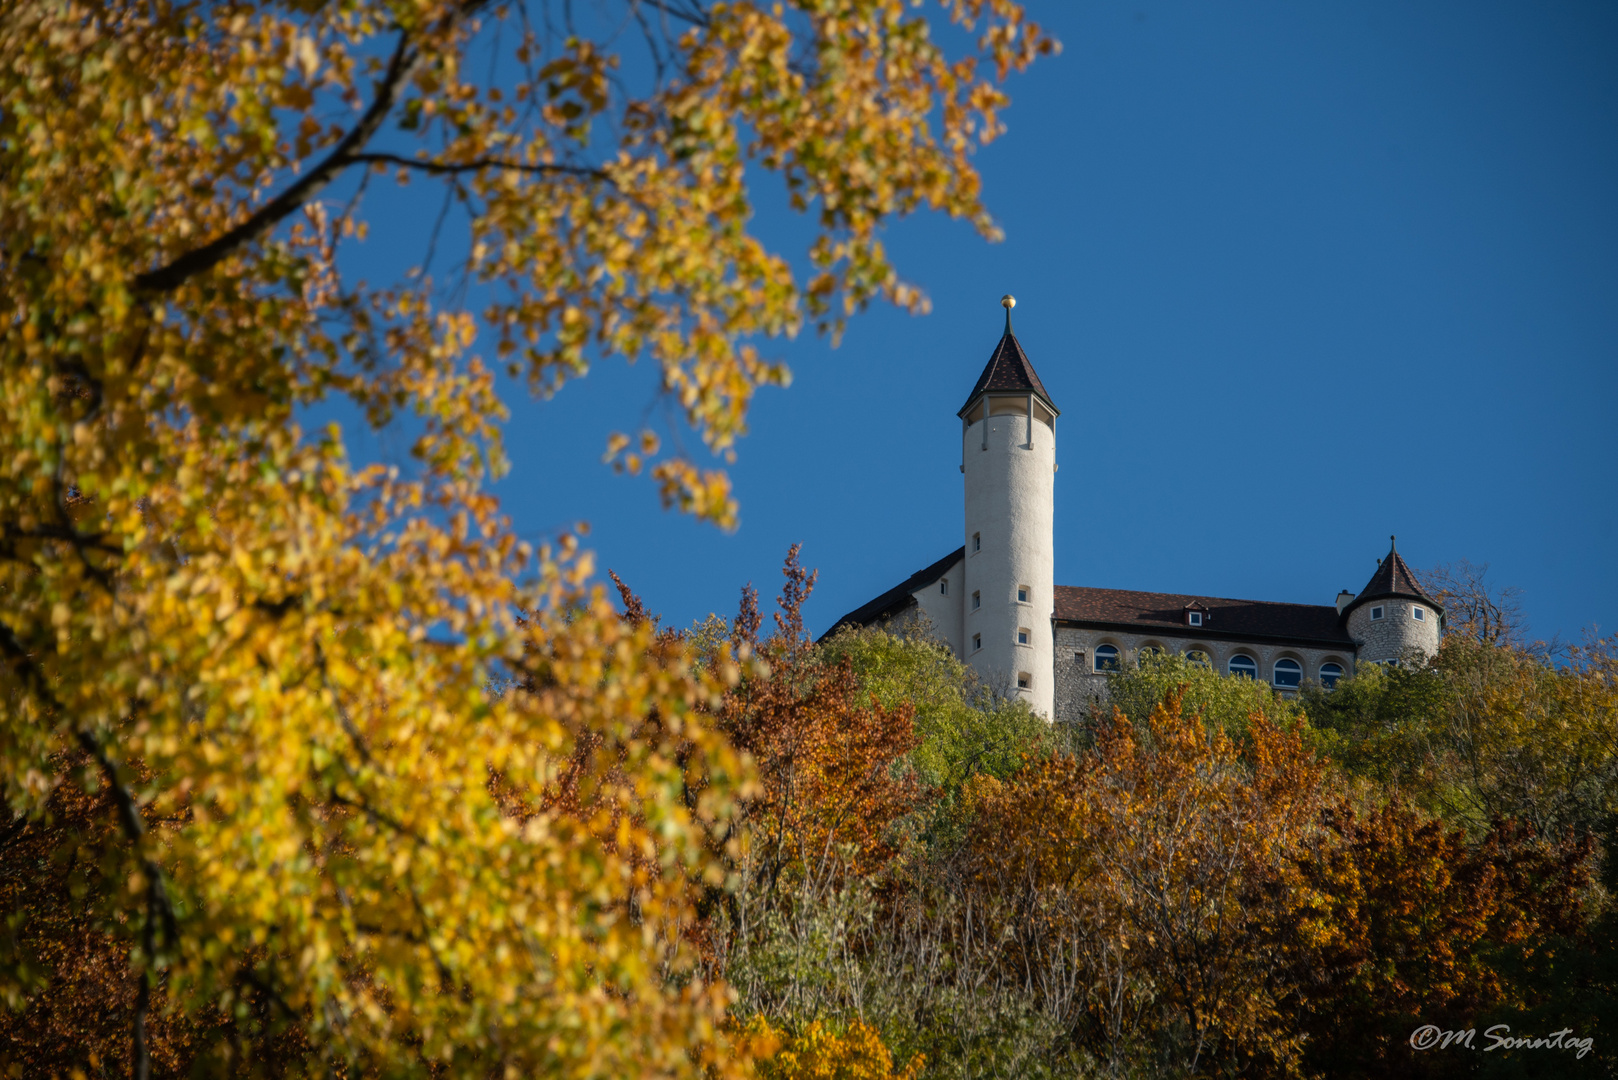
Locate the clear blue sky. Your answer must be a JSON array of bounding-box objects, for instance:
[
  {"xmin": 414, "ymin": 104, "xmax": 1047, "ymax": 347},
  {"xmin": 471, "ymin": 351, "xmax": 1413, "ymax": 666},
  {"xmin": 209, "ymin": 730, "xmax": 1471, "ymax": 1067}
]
[{"xmin": 346, "ymin": 2, "xmax": 1618, "ymax": 644}]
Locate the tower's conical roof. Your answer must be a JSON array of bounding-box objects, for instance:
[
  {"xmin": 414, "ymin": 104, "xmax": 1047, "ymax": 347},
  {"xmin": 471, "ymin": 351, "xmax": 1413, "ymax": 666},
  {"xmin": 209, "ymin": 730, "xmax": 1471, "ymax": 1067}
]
[
  {"xmin": 1342, "ymin": 536, "xmax": 1442, "ymax": 620},
  {"xmin": 958, "ymin": 313, "xmax": 1058, "ymax": 417}
]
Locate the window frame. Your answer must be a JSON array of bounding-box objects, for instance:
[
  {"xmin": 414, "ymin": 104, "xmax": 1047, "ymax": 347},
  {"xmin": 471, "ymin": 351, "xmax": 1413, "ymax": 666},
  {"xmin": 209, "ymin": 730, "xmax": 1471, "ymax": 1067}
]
[
  {"xmin": 971, "ymin": 632, "xmax": 982, "ymax": 653},
  {"xmin": 1188, "ymin": 611, "xmax": 1203, "ymax": 627},
  {"xmin": 1319, "ymin": 662, "xmax": 1345, "ymax": 689},
  {"xmin": 972, "ymin": 532, "xmax": 981, "ymax": 554},
  {"xmin": 1094, "ymin": 644, "xmax": 1121, "ymax": 673},
  {"xmin": 1272, "ymin": 657, "xmax": 1303, "ymax": 689},
  {"xmin": 971, "ymin": 590, "xmax": 981, "ymax": 611},
  {"xmin": 1017, "ymin": 627, "xmax": 1030, "ymax": 646},
  {"xmin": 939, "ymin": 578, "xmax": 948, "ymax": 596},
  {"xmin": 1412, "ymin": 605, "xmax": 1426, "ymax": 622},
  {"xmin": 1016, "ymin": 672, "xmax": 1031, "ymax": 690},
  {"xmin": 1228, "ymin": 654, "xmax": 1258, "ymax": 680},
  {"xmin": 1016, "ymin": 585, "xmax": 1030, "ymax": 603},
  {"xmin": 1370, "ymin": 605, "xmax": 1385, "ymax": 621}
]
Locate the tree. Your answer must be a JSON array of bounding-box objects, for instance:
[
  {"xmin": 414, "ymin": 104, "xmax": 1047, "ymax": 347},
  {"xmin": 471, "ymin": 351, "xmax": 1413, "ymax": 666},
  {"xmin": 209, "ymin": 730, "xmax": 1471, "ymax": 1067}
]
[
  {"xmin": 966, "ymin": 691, "xmax": 1330, "ymax": 1076},
  {"xmin": 0, "ymin": 1, "xmax": 1053, "ymax": 1074}
]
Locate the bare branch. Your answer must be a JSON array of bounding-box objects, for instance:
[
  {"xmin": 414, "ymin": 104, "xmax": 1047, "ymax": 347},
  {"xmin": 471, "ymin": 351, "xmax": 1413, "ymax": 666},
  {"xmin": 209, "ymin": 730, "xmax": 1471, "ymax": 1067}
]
[{"xmin": 347, "ymin": 151, "xmax": 613, "ymax": 184}]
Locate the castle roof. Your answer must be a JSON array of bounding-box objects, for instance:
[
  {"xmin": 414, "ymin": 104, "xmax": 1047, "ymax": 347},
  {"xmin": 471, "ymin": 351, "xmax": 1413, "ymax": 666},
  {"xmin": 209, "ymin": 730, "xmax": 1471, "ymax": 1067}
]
[
  {"xmin": 1053, "ymin": 585, "xmax": 1355, "ymax": 647},
  {"xmin": 1341, "ymin": 536, "xmax": 1441, "ymax": 620},
  {"xmin": 958, "ymin": 325, "xmax": 1058, "ymax": 417},
  {"xmin": 818, "ymin": 546, "xmax": 965, "ymax": 639}
]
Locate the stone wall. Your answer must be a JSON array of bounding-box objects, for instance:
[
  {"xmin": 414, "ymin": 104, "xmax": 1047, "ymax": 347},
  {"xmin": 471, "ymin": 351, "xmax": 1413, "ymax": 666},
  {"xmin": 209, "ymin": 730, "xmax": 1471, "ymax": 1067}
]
[
  {"xmin": 1345, "ymin": 597, "xmax": 1441, "ymax": 663},
  {"xmin": 1052, "ymin": 626, "xmax": 1355, "ymax": 725}
]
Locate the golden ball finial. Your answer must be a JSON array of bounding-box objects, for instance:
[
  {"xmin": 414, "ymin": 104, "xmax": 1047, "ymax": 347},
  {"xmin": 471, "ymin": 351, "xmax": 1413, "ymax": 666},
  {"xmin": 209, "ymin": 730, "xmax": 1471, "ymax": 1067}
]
[{"xmin": 1001, "ymin": 294, "xmax": 1016, "ymax": 310}]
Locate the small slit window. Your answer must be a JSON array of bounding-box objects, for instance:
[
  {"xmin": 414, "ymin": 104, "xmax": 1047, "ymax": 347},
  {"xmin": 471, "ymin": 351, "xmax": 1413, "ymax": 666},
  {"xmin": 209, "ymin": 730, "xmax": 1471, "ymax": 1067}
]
[
  {"xmin": 1412, "ymin": 606, "xmax": 1426, "ymax": 622},
  {"xmin": 1094, "ymin": 644, "xmax": 1121, "ymax": 673},
  {"xmin": 972, "ymin": 590, "xmax": 981, "ymax": 611},
  {"xmin": 939, "ymin": 578, "xmax": 948, "ymax": 596},
  {"xmin": 1370, "ymin": 605, "xmax": 1385, "ymax": 621},
  {"xmin": 1320, "ymin": 662, "xmax": 1345, "ymax": 689},
  {"xmin": 1017, "ymin": 672, "xmax": 1031, "ymax": 690},
  {"xmin": 1017, "ymin": 585, "xmax": 1030, "ymax": 603},
  {"xmin": 1273, "ymin": 658, "xmax": 1302, "ymax": 688},
  {"xmin": 1017, "ymin": 627, "xmax": 1030, "ymax": 646},
  {"xmin": 1229, "ymin": 654, "xmax": 1258, "ymax": 679},
  {"xmin": 971, "ymin": 633, "xmax": 981, "ymax": 653},
  {"xmin": 972, "ymin": 533, "xmax": 981, "ymax": 553}
]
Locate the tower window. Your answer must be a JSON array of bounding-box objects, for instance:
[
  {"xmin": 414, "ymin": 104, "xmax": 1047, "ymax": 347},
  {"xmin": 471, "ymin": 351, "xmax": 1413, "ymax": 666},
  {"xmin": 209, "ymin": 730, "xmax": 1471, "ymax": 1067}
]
[
  {"xmin": 1228, "ymin": 654, "xmax": 1258, "ymax": 679},
  {"xmin": 971, "ymin": 633, "xmax": 981, "ymax": 653},
  {"xmin": 1017, "ymin": 585, "xmax": 1029, "ymax": 603},
  {"xmin": 1094, "ymin": 644, "xmax": 1121, "ymax": 673},
  {"xmin": 1370, "ymin": 605, "xmax": 1385, "ymax": 620},
  {"xmin": 972, "ymin": 590, "xmax": 981, "ymax": 611},
  {"xmin": 1017, "ymin": 627, "xmax": 1030, "ymax": 646},
  {"xmin": 1188, "ymin": 611, "xmax": 1203, "ymax": 626},
  {"xmin": 940, "ymin": 578, "xmax": 948, "ymax": 596},
  {"xmin": 972, "ymin": 533, "xmax": 981, "ymax": 553},
  {"xmin": 1320, "ymin": 662, "xmax": 1345, "ymax": 689},
  {"xmin": 1412, "ymin": 606, "xmax": 1426, "ymax": 621},
  {"xmin": 1273, "ymin": 658, "xmax": 1302, "ymax": 688},
  {"xmin": 1016, "ymin": 672, "xmax": 1031, "ymax": 690}
]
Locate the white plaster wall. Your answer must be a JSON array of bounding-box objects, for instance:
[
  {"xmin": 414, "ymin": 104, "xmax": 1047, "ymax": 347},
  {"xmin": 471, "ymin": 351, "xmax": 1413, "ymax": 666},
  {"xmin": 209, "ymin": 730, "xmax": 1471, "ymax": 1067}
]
[
  {"xmin": 909, "ymin": 555, "xmax": 965, "ymax": 655},
  {"xmin": 963, "ymin": 402, "xmax": 1055, "ymax": 717}
]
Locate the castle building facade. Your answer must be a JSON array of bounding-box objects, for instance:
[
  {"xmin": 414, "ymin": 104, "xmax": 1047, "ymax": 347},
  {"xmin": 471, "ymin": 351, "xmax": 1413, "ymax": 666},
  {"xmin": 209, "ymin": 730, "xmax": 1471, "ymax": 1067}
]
[{"xmin": 825, "ymin": 297, "xmax": 1444, "ymax": 722}]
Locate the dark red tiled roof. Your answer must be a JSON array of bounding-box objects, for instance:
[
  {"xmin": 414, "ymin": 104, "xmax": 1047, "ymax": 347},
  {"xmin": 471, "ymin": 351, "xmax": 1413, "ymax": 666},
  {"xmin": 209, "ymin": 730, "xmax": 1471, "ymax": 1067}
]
[
  {"xmin": 1054, "ymin": 585, "xmax": 1354, "ymax": 647},
  {"xmin": 958, "ymin": 328, "xmax": 1058, "ymax": 416},
  {"xmin": 818, "ymin": 547, "xmax": 965, "ymax": 641},
  {"xmin": 1343, "ymin": 536, "xmax": 1441, "ymax": 618}
]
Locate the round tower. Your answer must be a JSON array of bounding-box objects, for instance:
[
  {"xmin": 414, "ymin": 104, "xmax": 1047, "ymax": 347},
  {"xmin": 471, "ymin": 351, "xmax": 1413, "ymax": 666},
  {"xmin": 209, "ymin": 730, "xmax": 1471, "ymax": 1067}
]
[
  {"xmin": 959, "ymin": 296, "xmax": 1058, "ymax": 718},
  {"xmin": 1342, "ymin": 536, "xmax": 1443, "ymax": 666}
]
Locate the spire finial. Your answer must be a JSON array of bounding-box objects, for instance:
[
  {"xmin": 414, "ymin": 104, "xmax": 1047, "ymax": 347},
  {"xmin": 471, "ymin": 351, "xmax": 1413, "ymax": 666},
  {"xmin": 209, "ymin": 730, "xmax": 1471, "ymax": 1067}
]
[
  {"xmin": 1390, "ymin": 534, "xmax": 1397, "ymax": 552},
  {"xmin": 1001, "ymin": 293, "xmax": 1015, "ymax": 332}
]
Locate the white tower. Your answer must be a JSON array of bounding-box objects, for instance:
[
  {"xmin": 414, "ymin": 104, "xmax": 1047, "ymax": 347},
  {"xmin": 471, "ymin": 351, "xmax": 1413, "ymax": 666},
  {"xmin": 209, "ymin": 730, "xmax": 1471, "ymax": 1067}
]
[{"xmin": 959, "ymin": 296, "xmax": 1059, "ymax": 718}]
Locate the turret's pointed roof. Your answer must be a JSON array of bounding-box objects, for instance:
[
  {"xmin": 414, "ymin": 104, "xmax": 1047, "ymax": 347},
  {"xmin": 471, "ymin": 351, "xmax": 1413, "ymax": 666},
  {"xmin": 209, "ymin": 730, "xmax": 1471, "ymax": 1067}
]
[
  {"xmin": 958, "ymin": 313, "xmax": 1058, "ymax": 417},
  {"xmin": 1341, "ymin": 536, "xmax": 1442, "ymax": 620}
]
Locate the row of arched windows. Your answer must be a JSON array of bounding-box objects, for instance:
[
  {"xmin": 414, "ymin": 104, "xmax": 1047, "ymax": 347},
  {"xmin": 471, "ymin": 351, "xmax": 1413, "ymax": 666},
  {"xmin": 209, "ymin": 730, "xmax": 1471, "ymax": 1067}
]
[{"xmin": 1089, "ymin": 645, "xmax": 1345, "ymax": 689}]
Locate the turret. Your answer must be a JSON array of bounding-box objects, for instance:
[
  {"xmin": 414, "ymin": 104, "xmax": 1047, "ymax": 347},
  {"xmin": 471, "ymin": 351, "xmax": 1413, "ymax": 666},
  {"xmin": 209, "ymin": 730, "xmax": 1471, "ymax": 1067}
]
[
  {"xmin": 959, "ymin": 296, "xmax": 1058, "ymax": 717},
  {"xmin": 1342, "ymin": 536, "xmax": 1443, "ymax": 665}
]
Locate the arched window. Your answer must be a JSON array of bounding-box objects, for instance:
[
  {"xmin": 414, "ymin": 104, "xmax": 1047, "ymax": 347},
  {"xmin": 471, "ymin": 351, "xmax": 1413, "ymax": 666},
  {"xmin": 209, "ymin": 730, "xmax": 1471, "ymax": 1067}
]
[
  {"xmin": 1320, "ymin": 662, "xmax": 1345, "ymax": 689},
  {"xmin": 1186, "ymin": 650, "xmax": 1211, "ymax": 667},
  {"xmin": 1094, "ymin": 644, "xmax": 1121, "ymax": 673},
  {"xmin": 1228, "ymin": 654, "xmax": 1257, "ymax": 679},
  {"xmin": 1137, "ymin": 644, "xmax": 1164, "ymax": 667},
  {"xmin": 1273, "ymin": 658, "xmax": 1302, "ymax": 688}
]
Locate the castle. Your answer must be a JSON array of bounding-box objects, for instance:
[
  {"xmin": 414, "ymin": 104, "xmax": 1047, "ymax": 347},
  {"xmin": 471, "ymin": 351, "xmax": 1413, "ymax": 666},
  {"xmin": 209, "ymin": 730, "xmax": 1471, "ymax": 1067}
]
[{"xmin": 825, "ymin": 297, "xmax": 1444, "ymax": 723}]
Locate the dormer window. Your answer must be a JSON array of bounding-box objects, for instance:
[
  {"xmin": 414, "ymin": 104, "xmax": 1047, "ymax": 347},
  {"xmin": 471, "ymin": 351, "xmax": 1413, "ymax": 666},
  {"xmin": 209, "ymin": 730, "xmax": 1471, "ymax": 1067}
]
[
  {"xmin": 1370, "ymin": 605, "xmax": 1385, "ymax": 621},
  {"xmin": 1184, "ymin": 603, "xmax": 1208, "ymax": 627},
  {"xmin": 1017, "ymin": 585, "xmax": 1030, "ymax": 603},
  {"xmin": 1188, "ymin": 611, "xmax": 1203, "ymax": 627},
  {"xmin": 1412, "ymin": 606, "xmax": 1426, "ymax": 622}
]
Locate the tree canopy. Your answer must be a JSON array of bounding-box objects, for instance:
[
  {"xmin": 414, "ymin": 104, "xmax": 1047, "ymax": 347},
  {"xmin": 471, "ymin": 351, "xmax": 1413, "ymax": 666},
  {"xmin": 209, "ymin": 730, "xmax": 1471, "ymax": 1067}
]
[{"xmin": 0, "ymin": 1, "xmax": 1053, "ymax": 1075}]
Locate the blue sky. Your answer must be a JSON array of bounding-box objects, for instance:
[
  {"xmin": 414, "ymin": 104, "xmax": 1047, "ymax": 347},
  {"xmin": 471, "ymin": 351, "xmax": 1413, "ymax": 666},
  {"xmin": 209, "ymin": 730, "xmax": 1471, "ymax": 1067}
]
[{"xmin": 344, "ymin": 2, "xmax": 1618, "ymax": 644}]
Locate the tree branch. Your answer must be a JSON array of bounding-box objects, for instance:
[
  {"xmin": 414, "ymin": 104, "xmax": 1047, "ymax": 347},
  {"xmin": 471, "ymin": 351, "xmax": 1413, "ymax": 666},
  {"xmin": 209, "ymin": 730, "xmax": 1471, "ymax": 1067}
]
[
  {"xmin": 347, "ymin": 151, "xmax": 613, "ymax": 184},
  {"xmin": 133, "ymin": 32, "xmax": 421, "ymax": 294}
]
